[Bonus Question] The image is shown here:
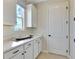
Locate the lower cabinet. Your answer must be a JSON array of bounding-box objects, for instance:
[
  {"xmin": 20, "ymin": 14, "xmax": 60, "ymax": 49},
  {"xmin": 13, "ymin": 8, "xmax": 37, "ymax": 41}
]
[
  {"xmin": 10, "ymin": 52, "xmax": 24, "ymax": 59},
  {"xmin": 4, "ymin": 46, "xmax": 24, "ymax": 59},
  {"xmin": 34, "ymin": 38, "xmax": 42, "ymax": 59},
  {"xmin": 4, "ymin": 37, "xmax": 42, "ymax": 59},
  {"xmin": 24, "ymin": 41, "xmax": 34, "ymax": 59},
  {"xmin": 34, "ymin": 39, "xmax": 39, "ymax": 59},
  {"xmin": 38, "ymin": 38, "xmax": 42, "ymax": 54}
]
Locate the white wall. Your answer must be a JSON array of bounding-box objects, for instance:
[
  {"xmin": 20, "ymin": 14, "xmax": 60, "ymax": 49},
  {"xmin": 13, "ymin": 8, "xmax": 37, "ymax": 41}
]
[
  {"xmin": 35, "ymin": 2, "xmax": 49, "ymax": 52},
  {"xmin": 30, "ymin": 2, "xmax": 57, "ymax": 52}
]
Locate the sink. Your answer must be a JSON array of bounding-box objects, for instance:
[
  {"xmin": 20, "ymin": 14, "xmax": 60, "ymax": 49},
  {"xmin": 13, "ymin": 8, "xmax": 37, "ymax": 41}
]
[{"xmin": 15, "ymin": 35, "xmax": 33, "ymax": 41}]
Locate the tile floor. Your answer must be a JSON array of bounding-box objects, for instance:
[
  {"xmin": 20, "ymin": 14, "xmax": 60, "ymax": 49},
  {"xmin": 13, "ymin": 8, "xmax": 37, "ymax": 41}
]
[{"xmin": 37, "ymin": 53, "xmax": 68, "ymax": 59}]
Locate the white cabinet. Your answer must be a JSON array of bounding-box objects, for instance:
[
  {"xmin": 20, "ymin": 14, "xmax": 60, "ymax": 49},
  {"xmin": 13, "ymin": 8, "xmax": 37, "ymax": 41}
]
[
  {"xmin": 26, "ymin": 4, "xmax": 37, "ymax": 27},
  {"xmin": 3, "ymin": 0, "xmax": 16, "ymax": 25},
  {"xmin": 4, "ymin": 46, "xmax": 24, "ymax": 59},
  {"xmin": 4, "ymin": 53, "xmax": 23, "ymax": 59},
  {"xmin": 17, "ymin": 0, "xmax": 25, "ymax": 8},
  {"xmin": 4, "ymin": 37, "xmax": 42, "ymax": 59},
  {"xmin": 34, "ymin": 39, "xmax": 39, "ymax": 59},
  {"xmin": 38, "ymin": 38, "xmax": 42, "ymax": 54},
  {"xmin": 4, "ymin": 42, "xmax": 34, "ymax": 59},
  {"xmin": 24, "ymin": 42, "xmax": 34, "ymax": 59},
  {"xmin": 34, "ymin": 38, "xmax": 42, "ymax": 59},
  {"xmin": 10, "ymin": 53, "xmax": 24, "ymax": 59}
]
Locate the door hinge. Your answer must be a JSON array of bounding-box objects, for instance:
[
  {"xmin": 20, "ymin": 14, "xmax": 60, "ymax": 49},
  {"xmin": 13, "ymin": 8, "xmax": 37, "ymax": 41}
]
[
  {"xmin": 66, "ymin": 35, "xmax": 68, "ymax": 39},
  {"xmin": 66, "ymin": 21, "xmax": 68, "ymax": 24},
  {"xmin": 66, "ymin": 50, "xmax": 68, "ymax": 53},
  {"xmin": 74, "ymin": 38, "xmax": 75, "ymax": 43},
  {"xmin": 66, "ymin": 6, "xmax": 68, "ymax": 10},
  {"xmin": 74, "ymin": 17, "xmax": 75, "ymax": 21}
]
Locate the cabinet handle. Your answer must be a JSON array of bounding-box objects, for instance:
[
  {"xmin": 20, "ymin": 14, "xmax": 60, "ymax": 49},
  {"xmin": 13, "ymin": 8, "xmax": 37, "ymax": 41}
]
[
  {"xmin": 48, "ymin": 35, "xmax": 51, "ymax": 37},
  {"xmin": 22, "ymin": 53, "xmax": 24, "ymax": 55},
  {"xmin": 25, "ymin": 43, "xmax": 31, "ymax": 49},
  {"xmin": 24, "ymin": 51, "xmax": 27, "ymax": 53},
  {"xmin": 13, "ymin": 50, "xmax": 19, "ymax": 54},
  {"xmin": 28, "ymin": 43, "xmax": 31, "ymax": 46}
]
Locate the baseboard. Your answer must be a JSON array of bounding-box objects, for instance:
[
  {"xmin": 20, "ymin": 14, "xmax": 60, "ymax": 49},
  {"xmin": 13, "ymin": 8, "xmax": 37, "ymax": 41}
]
[
  {"xmin": 66, "ymin": 55, "xmax": 71, "ymax": 59},
  {"xmin": 42, "ymin": 50, "xmax": 48, "ymax": 53},
  {"xmin": 42, "ymin": 50, "xmax": 71, "ymax": 59},
  {"xmin": 68, "ymin": 55, "xmax": 71, "ymax": 59}
]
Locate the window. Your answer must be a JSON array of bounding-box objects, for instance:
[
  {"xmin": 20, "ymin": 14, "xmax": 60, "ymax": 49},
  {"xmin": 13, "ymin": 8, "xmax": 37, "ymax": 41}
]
[{"xmin": 14, "ymin": 4, "xmax": 24, "ymax": 31}]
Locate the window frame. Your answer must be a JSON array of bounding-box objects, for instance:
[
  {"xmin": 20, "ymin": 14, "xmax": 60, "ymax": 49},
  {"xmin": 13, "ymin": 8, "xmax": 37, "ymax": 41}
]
[{"xmin": 14, "ymin": 4, "xmax": 25, "ymax": 31}]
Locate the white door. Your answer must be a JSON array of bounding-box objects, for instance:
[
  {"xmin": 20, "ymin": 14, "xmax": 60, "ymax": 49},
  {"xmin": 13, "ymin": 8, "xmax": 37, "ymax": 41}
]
[{"xmin": 48, "ymin": 2, "xmax": 69, "ymax": 56}]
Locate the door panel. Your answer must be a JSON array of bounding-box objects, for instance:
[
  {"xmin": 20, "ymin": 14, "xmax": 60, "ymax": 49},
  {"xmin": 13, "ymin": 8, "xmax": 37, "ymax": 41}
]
[{"xmin": 48, "ymin": 2, "xmax": 69, "ymax": 56}]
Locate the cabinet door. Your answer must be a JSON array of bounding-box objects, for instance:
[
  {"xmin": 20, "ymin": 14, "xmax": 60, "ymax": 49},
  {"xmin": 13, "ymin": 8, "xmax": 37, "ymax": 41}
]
[
  {"xmin": 38, "ymin": 38, "xmax": 42, "ymax": 54},
  {"xmin": 34, "ymin": 40, "xmax": 39, "ymax": 59},
  {"xmin": 26, "ymin": 4, "xmax": 32, "ymax": 27},
  {"xmin": 24, "ymin": 47, "xmax": 33, "ymax": 59},
  {"xmin": 10, "ymin": 53, "xmax": 24, "ymax": 59},
  {"xmin": 26, "ymin": 4, "xmax": 37, "ymax": 27},
  {"xmin": 3, "ymin": 0, "xmax": 16, "ymax": 25},
  {"xmin": 4, "ymin": 52, "xmax": 24, "ymax": 59},
  {"xmin": 4, "ymin": 46, "xmax": 23, "ymax": 59},
  {"xmin": 24, "ymin": 43, "xmax": 33, "ymax": 59},
  {"xmin": 32, "ymin": 5, "xmax": 37, "ymax": 27}
]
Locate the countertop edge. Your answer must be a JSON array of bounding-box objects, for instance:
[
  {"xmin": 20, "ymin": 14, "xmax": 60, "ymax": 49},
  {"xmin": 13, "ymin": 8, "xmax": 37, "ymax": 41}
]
[{"xmin": 3, "ymin": 35, "xmax": 42, "ymax": 53}]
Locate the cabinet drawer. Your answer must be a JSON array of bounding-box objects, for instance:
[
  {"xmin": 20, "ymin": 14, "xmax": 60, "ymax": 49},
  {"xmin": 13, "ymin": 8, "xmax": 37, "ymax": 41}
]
[
  {"xmin": 24, "ymin": 41, "xmax": 33, "ymax": 50},
  {"xmin": 34, "ymin": 39, "xmax": 38, "ymax": 43},
  {"xmin": 4, "ymin": 46, "xmax": 23, "ymax": 59}
]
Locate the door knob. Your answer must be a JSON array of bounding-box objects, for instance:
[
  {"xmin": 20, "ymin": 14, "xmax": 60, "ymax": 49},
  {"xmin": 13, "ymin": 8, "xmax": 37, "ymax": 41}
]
[{"xmin": 48, "ymin": 35, "xmax": 51, "ymax": 37}]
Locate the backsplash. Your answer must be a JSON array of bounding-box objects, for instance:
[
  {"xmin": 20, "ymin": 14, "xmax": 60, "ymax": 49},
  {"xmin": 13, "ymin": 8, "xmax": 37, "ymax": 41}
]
[
  {"xmin": 3, "ymin": 26, "xmax": 14, "ymax": 40},
  {"xmin": 3, "ymin": 25, "xmax": 34, "ymax": 40}
]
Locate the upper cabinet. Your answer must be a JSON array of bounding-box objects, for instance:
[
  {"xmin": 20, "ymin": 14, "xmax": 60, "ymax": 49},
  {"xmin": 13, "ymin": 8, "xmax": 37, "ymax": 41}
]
[
  {"xmin": 3, "ymin": 0, "xmax": 16, "ymax": 25},
  {"xmin": 26, "ymin": 4, "xmax": 37, "ymax": 27},
  {"xmin": 17, "ymin": 0, "xmax": 26, "ymax": 8},
  {"xmin": 26, "ymin": 0, "xmax": 47, "ymax": 4}
]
